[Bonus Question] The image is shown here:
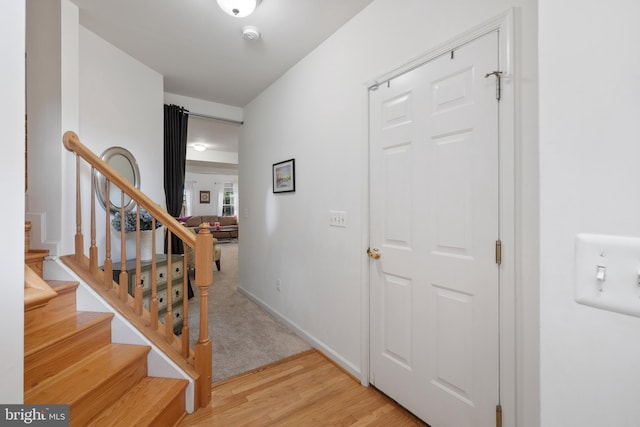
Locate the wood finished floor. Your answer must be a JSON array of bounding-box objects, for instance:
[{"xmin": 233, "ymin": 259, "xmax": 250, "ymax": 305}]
[{"xmin": 178, "ymin": 349, "xmax": 428, "ymax": 426}]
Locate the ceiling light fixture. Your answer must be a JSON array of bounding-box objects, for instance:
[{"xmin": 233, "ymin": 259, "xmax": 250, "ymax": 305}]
[
  {"xmin": 216, "ymin": 0, "xmax": 260, "ymax": 18},
  {"xmin": 193, "ymin": 143, "xmax": 206, "ymax": 152}
]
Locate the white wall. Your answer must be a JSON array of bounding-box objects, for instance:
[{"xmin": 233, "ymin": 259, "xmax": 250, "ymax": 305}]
[
  {"xmin": 26, "ymin": 0, "xmax": 79, "ymax": 256},
  {"xmin": 27, "ymin": 8, "xmax": 165, "ymax": 260},
  {"xmin": 79, "ymin": 26, "xmax": 165, "ymax": 261},
  {"xmin": 185, "ymin": 172, "xmax": 238, "ymax": 217},
  {"xmin": 0, "ymin": 0, "xmax": 26, "ymax": 403},
  {"xmin": 539, "ymin": 0, "xmax": 640, "ymax": 425},
  {"xmin": 186, "ymin": 148, "xmax": 238, "ymax": 165},
  {"xmin": 239, "ymin": 1, "xmax": 538, "ymax": 425}
]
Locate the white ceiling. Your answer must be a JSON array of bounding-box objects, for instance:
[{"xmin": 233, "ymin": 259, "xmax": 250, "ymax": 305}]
[
  {"xmin": 69, "ymin": 0, "xmax": 375, "ymax": 108},
  {"xmin": 69, "ymin": 0, "xmax": 374, "ymax": 171}
]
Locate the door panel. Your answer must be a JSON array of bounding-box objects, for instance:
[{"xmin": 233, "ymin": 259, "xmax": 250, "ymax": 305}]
[
  {"xmin": 382, "ymin": 143, "xmax": 413, "ymax": 247},
  {"xmin": 370, "ymin": 31, "xmax": 500, "ymax": 427},
  {"xmin": 382, "ymin": 274, "xmax": 412, "ymax": 368},
  {"xmin": 432, "ymin": 285, "xmax": 474, "ymax": 404},
  {"xmin": 433, "ymin": 131, "xmax": 473, "ymax": 253}
]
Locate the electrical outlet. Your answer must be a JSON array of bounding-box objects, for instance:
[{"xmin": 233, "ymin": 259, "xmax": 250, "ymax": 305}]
[
  {"xmin": 329, "ymin": 210, "xmax": 347, "ymax": 228},
  {"xmin": 276, "ymin": 279, "xmax": 281, "ymax": 292}
]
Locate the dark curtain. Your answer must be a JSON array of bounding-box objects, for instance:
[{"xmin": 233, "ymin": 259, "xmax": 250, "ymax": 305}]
[
  {"xmin": 164, "ymin": 104, "xmax": 193, "ymax": 298},
  {"xmin": 163, "ymin": 104, "xmax": 188, "ymax": 255}
]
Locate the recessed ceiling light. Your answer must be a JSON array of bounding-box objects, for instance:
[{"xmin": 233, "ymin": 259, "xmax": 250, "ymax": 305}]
[{"xmin": 193, "ymin": 144, "xmax": 206, "ymax": 152}]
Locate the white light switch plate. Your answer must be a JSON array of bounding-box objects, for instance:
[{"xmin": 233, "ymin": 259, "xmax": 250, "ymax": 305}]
[
  {"xmin": 329, "ymin": 210, "xmax": 347, "ymax": 228},
  {"xmin": 574, "ymin": 233, "xmax": 640, "ymax": 318}
]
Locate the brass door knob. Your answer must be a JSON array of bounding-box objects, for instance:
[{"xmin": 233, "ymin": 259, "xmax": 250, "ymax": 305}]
[{"xmin": 367, "ymin": 247, "xmax": 381, "ymax": 259}]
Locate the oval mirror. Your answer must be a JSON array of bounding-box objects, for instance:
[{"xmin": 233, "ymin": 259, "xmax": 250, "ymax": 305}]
[{"xmin": 94, "ymin": 146, "xmax": 141, "ymax": 213}]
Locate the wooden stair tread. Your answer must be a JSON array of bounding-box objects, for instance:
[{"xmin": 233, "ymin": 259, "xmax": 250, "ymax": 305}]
[
  {"xmin": 24, "ymin": 343, "xmax": 150, "ymax": 405},
  {"xmin": 24, "ymin": 286, "xmax": 58, "ymax": 310},
  {"xmin": 45, "ymin": 280, "xmax": 80, "ymax": 294},
  {"xmin": 25, "ymin": 249, "xmax": 50, "ymax": 278},
  {"xmin": 24, "ymin": 282, "xmax": 80, "ymax": 330},
  {"xmin": 24, "ymin": 311, "xmax": 114, "ymax": 355},
  {"xmin": 25, "ymin": 249, "xmax": 49, "ymax": 262},
  {"xmin": 86, "ymin": 377, "xmax": 188, "ymax": 426},
  {"xmin": 24, "ymin": 264, "xmax": 58, "ymax": 310}
]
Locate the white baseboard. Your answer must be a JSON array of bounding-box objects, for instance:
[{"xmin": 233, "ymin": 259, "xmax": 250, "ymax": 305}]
[{"xmin": 237, "ymin": 286, "xmax": 362, "ymax": 380}]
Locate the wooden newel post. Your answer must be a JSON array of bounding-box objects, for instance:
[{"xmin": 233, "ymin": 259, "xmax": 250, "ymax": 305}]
[{"xmin": 194, "ymin": 223, "xmax": 213, "ymax": 407}]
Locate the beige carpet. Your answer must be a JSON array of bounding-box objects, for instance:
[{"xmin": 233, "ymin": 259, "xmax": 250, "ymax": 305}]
[{"xmin": 186, "ymin": 242, "xmax": 311, "ymax": 382}]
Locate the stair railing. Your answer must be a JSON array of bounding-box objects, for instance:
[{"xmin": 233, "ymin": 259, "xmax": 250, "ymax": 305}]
[{"xmin": 62, "ymin": 131, "xmax": 212, "ymax": 408}]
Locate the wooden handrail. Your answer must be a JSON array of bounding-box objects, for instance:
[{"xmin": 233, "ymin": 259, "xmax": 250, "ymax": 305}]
[
  {"xmin": 63, "ymin": 131, "xmax": 195, "ymax": 246},
  {"xmin": 62, "ymin": 130, "xmax": 212, "ymax": 408}
]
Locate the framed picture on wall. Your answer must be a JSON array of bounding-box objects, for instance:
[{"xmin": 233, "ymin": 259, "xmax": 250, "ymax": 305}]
[
  {"xmin": 200, "ymin": 190, "xmax": 210, "ymax": 204},
  {"xmin": 273, "ymin": 159, "xmax": 295, "ymax": 193}
]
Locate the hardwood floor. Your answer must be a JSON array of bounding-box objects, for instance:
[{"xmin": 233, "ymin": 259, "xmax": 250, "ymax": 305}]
[{"xmin": 179, "ymin": 350, "xmax": 428, "ymax": 426}]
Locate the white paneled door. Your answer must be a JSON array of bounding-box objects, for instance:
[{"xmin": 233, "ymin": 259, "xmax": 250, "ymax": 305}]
[{"xmin": 369, "ymin": 31, "xmax": 501, "ymax": 427}]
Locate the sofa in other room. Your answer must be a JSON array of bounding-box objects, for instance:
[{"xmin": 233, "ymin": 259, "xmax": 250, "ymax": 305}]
[{"xmin": 181, "ymin": 215, "xmax": 238, "ymax": 240}]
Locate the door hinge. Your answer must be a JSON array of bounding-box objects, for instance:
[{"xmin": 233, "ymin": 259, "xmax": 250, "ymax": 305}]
[
  {"xmin": 496, "ymin": 404, "xmax": 502, "ymax": 427},
  {"xmin": 485, "ymin": 71, "xmax": 502, "ymax": 101},
  {"xmin": 495, "ymin": 239, "xmax": 502, "ymax": 265}
]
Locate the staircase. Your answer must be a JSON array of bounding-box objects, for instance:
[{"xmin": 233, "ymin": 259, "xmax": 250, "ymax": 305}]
[
  {"xmin": 23, "ymin": 268, "xmax": 189, "ymax": 426},
  {"xmin": 20, "ymin": 132, "xmax": 216, "ymax": 421}
]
